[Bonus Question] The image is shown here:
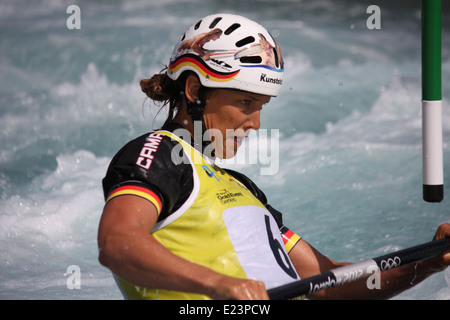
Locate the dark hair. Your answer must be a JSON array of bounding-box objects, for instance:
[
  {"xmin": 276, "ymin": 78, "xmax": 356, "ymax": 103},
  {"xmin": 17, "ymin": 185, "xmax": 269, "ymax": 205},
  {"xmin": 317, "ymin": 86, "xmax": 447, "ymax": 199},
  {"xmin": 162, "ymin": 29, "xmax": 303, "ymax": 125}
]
[
  {"xmin": 140, "ymin": 68, "xmax": 186, "ymax": 127},
  {"xmin": 140, "ymin": 70, "xmax": 210, "ymax": 127}
]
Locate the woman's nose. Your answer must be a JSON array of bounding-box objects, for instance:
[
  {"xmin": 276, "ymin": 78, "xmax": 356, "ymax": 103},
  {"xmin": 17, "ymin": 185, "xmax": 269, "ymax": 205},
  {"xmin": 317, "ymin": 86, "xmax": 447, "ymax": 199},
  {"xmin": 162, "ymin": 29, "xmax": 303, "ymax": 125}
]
[{"xmin": 244, "ymin": 109, "xmax": 261, "ymax": 131}]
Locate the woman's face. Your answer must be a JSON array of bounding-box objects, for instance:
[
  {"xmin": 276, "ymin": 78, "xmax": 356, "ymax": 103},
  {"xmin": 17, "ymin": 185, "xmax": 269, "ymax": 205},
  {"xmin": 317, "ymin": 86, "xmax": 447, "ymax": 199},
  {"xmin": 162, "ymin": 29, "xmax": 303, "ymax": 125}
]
[{"xmin": 202, "ymin": 89, "xmax": 271, "ymax": 159}]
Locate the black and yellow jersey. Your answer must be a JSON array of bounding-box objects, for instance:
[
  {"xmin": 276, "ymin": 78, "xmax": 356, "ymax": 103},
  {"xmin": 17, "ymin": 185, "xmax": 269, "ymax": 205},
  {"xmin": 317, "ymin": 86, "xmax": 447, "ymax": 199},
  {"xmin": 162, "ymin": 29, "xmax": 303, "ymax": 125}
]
[{"xmin": 102, "ymin": 123, "xmax": 301, "ymax": 299}]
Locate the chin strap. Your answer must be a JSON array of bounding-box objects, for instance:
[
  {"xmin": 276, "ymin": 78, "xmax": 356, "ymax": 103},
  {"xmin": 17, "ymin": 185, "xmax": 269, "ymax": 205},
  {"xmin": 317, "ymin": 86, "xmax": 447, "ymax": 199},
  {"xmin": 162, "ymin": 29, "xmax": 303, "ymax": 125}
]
[{"xmin": 185, "ymin": 87, "xmax": 214, "ymax": 158}]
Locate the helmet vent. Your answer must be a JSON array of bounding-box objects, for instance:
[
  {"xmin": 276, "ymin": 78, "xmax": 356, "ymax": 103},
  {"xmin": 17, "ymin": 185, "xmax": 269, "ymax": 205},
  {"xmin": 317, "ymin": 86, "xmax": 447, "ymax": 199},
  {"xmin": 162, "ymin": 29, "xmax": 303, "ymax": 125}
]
[
  {"xmin": 235, "ymin": 36, "xmax": 255, "ymax": 48},
  {"xmin": 209, "ymin": 17, "xmax": 222, "ymax": 29},
  {"xmin": 224, "ymin": 23, "xmax": 241, "ymax": 35},
  {"xmin": 273, "ymin": 48, "xmax": 279, "ymax": 68},
  {"xmin": 240, "ymin": 56, "xmax": 262, "ymax": 64},
  {"xmin": 194, "ymin": 20, "xmax": 202, "ymax": 30}
]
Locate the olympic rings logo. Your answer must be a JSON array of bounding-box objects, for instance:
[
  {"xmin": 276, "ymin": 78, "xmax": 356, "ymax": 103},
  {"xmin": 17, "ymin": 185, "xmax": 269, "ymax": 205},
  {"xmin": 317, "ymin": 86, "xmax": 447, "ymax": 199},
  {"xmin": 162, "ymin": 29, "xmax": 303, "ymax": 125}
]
[{"xmin": 380, "ymin": 256, "xmax": 401, "ymax": 271}]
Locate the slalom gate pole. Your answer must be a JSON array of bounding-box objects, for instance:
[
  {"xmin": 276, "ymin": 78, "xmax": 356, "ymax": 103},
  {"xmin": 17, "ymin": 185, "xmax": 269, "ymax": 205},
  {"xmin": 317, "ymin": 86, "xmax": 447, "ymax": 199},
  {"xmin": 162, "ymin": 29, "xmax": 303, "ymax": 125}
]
[
  {"xmin": 422, "ymin": 0, "xmax": 444, "ymax": 202},
  {"xmin": 268, "ymin": 238, "xmax": 450, "ymax": 300}
]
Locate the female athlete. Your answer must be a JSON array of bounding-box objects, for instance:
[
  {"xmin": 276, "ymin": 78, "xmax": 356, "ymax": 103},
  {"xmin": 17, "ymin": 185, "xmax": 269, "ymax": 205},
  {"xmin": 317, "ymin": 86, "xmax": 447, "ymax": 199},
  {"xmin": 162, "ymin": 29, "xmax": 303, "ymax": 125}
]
[{"xmin": 97, "ymin": 13, "xmax": 449, "ymax": 300}]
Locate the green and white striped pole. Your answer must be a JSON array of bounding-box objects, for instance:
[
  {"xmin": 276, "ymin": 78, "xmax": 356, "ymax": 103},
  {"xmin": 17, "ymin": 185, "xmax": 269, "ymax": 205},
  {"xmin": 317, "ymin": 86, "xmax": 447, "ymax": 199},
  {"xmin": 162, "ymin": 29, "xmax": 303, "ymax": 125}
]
[{"xmin": 422, "ymin": 0, "xmax": 443, "ymax": 202}]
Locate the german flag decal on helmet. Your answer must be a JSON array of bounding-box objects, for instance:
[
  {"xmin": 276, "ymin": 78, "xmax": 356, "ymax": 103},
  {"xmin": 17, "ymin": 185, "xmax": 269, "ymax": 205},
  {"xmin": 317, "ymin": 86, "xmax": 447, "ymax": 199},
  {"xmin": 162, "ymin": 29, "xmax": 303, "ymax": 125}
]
[{"xmin": 169, "ymin": 54, "xmax": 240, "ymax": 83}]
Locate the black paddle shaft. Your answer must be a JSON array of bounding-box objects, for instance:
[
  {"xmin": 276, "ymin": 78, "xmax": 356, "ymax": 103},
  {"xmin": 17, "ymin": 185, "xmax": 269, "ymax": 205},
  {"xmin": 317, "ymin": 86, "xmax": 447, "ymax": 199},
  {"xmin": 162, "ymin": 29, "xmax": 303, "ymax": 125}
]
[{"xmin": 268, "ymin": 238, "xmax": 450, "ymax": 300}]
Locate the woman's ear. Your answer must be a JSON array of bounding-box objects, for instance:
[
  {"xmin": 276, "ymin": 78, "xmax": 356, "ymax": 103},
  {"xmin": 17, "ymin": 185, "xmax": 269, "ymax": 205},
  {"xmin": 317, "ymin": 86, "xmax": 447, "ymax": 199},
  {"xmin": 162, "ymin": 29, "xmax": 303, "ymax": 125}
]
[{"xmin": 184, "ymin": 74, "xmax": 202, "ymax": 103}]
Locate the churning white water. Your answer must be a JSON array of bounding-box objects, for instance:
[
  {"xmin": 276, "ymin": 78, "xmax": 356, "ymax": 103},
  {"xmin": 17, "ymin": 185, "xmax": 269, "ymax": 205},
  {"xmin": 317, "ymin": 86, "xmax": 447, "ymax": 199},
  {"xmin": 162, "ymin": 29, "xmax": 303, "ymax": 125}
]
[{"xmin": 0, "ymin": 0, "xmax": 449, "ymax": 299}]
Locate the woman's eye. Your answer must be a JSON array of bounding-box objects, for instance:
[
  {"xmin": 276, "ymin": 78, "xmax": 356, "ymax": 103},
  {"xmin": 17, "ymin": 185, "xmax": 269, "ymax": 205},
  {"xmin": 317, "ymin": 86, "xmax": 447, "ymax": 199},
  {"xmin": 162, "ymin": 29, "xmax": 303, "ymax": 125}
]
[{"xmin": 241, "ymin": 100, "xmax": 250, "ymax": 106}]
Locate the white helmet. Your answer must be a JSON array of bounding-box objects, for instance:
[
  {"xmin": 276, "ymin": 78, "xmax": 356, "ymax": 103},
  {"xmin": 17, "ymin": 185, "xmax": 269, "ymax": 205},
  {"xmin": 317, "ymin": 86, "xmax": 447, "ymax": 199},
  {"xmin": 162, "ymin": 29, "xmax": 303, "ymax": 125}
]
[{"xmin": 168, "ymin": 13, "xmax": 284, "ymax": 97}]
